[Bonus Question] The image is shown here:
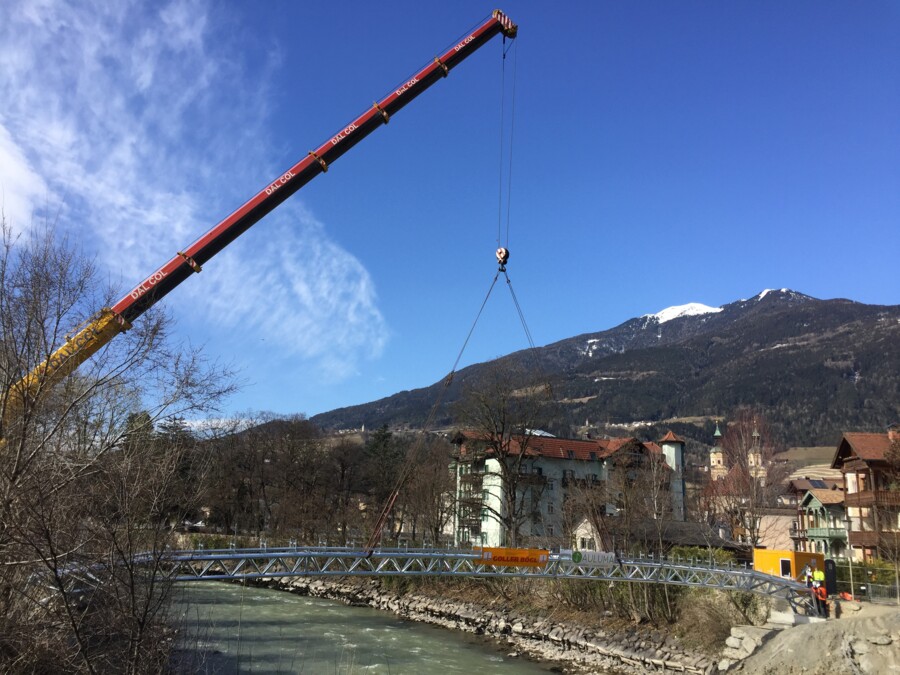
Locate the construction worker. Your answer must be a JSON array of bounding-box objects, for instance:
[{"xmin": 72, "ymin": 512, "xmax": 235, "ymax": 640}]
[
  {"xmin": 813, "ymin": 564, "xmax": 825, "ymax": 587},
  {"xmin": 800, "ymin": 563, "xmax": 813, "ymax": 587},
  {"xmin": 814, "ymin": 582, "xmax": 829, "ymax": 618}
]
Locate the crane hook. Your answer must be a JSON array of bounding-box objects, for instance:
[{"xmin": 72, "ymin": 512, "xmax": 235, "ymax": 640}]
[{"xmin": 496, "ymin": 247, "xmax": 510, "ymax": 270}]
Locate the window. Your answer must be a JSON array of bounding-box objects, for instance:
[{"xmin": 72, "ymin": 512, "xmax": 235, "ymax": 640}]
[
  {"xmin": 481, "ymin": 508, "xmax": 489, "ymax": 521},
  {"xmin": 590, "ymin": 452, "xmax": 597, "ymax": 461},
  {"xmin": 780, "ymin": 559, "xmax": 791, "ymax": 577},
  {"xmin": 547, "ymin": 525, "xmax": 554, "ymax": 536},
  {"xmin": 547, "ymin": 503, "xmax": 554, "ymax": 514},
  {"xmin": 567, "ymin": 450, "xmax": 575, "ymax": 459},
  {"xmin": 548, "ymin": 480, "xmax": 555, "ymax": 491}
]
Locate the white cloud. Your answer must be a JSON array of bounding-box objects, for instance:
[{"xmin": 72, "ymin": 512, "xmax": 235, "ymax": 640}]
[
  {"xmin": 197, "ymin": 205, "xmax": 388, "ymax": 380},
  {"xmin": 0, "ymin": 124, "xmax": 48, "ymax": 229},
  {"xmin": 0, "ymin": 0, "xmax": 389, "ymax": 379}
]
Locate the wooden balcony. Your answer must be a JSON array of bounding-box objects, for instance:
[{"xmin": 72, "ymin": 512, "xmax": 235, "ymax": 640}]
[
  {"xmin": 807, "ymin": 527, "xmax": 847, "ymax": 540},
  {"xmin": 848, "ymin": 531, "xmax": 880, "ymax": 547},
  {"xmin": 844, "ymin": 490, "xmax": 900, "ymax": 507}
]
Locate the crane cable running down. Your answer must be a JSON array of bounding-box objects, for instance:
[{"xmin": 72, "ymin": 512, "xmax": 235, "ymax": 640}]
[{"xmin": 365, "ymin": 34, "xmax": 552, "ymax": 555}]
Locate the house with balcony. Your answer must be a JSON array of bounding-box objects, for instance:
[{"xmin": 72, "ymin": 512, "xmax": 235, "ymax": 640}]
[
  {"xmin": 796, "ymin": 487, "xmax": 846, "ymax": 557},
  {"xmin": 450, "ymin": 431, "xmax": 685, "ymax": 548},
  {"xmin": 786, "ymin": 476, "xmax": 843, "ymax": 551},
  {"xmin": 831, "ymin": 425, "xmax": 900, "ymax": 562}
]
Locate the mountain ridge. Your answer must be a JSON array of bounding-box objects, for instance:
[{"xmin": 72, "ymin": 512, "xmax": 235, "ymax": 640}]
[{"xmin": 311, "ymin": 289, "xmax": 900, "ymax": 446}]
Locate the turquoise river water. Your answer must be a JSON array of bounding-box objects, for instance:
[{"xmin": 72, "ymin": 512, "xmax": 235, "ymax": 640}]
[{"xmin": 172, "ymin": 583, "xmax": 562, "ymax": 674}]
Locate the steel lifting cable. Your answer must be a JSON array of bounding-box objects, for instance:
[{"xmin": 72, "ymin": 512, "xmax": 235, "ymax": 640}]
[
  {"xmin": 503, "ymin": 269, "xmax": 553, "ymax": 398},
  {"xmin": 497, "ymin": 36, "xmax": 518, "ymax": 250},
  {"xmin": 503, "ymin": 38, "xmax": 518, "ymax": 250},
  {"xmin": 366, "ymin": 29, "xmax": 527, "ymax": 554},
  {"xmin": 503, "ymin": 270, "xmax": 534, "ymax": 351},
  {"xmin": 496, "ymin": 39, "xmax": 550, "ymax": 395},
  {"xmin": 497, "ymin": 38, "xmax": 506, "ymax": 248},
  {"xmin": 364, "ymin": 270, "xmax": 503, "ymax": 555}
]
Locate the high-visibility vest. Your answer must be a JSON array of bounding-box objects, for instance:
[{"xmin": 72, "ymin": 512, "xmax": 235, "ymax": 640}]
[
  {"xmin": 813, "ymin": 569, "xmax": 825, "ymax": 582},
  {"xmin": 815, "ymin": 586, "xmax": 827, "ymax": 601}
]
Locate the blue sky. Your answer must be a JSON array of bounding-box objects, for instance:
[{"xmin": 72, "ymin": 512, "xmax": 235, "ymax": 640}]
[{"xmin": 1, "ymin": 1, "xmax": 898, "ymax": 418}]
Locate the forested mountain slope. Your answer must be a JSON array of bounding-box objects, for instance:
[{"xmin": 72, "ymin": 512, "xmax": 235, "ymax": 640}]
[{"xmin": 311, "ymin": 290, "xmax": 900, "ymax": 446}]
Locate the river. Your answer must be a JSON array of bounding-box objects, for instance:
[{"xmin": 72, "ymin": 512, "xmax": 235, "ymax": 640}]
[{"xmin": 172, "ymin": 583, "xmax": 560, "ymax": 674}]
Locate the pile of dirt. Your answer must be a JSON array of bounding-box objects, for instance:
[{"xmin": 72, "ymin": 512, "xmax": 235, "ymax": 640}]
[{"xmin": 734, "ymin": 602, "xmax": 899, "ymax": 674}]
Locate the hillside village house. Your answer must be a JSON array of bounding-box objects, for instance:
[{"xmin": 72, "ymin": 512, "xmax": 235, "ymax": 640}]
[
  {"xmin": 448, "ymin": 422, "xmax": 900, "ymax": 557},
  {"xmin": 794, "ymin": 486, "xmax": 847, "ymax": 557},
  {"xmin": 832, "ymin": 426, "xmax": 900, "ymax": 562},
  {"xmin": 450, "ymin": 430, "xmax": 686, "ymax": 549}
]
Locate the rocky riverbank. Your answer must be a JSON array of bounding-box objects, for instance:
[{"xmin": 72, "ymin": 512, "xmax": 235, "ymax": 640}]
[
  {"xmin": 732, "ymin": 600, "xmax": 899, "ymax": 675},
  {"xmin": 250, "ymin": 577, "xmax": 718, "ymax": 674}
]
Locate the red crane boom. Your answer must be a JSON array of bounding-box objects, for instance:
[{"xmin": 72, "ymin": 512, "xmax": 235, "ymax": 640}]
[
  {"xmin": 112, "ymin": 10, "xmax": 517, "ymax": 325},
  {"xmin": 5, "ymin": 11, "xmax": 517, "ymax": 416}
]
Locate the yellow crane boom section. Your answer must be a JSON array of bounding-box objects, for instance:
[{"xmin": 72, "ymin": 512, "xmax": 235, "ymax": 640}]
[{"xmin": 2, "ymin": 309, "xmax": 128, "ymax": 425}]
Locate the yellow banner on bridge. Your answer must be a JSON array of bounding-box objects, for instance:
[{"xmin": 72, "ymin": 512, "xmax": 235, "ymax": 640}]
[{"xmin": 475, "ymin": 547, "xmax": 550, "ymax": 567}]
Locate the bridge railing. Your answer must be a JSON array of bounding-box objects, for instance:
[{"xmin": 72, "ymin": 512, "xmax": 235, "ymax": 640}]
[{"xmin": 158, "ymin": 546, "xmax": 816, "ymax": 615}]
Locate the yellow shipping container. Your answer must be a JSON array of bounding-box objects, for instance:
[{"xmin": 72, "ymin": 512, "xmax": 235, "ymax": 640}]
[{"xmin": 753, "ymin": 549, "xmax": 824, "ymax": 581}]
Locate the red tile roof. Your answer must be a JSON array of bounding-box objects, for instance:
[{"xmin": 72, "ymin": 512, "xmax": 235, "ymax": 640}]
[
  {"xmin": 522, "ymin": 436, "xmax": 608, "ymax": 460},
  {"xmin": 659, "ymin": 431, "xmax": 685, "ymax": 444},
  {"xmin": 453, "ymin": 431, "xmax": 658, "ymax": 461},
  {"xmin": 833, "ymin": 432, "xmax": 894, "ymax": 467}
]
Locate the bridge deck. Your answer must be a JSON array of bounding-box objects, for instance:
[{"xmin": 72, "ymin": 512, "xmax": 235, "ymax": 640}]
[{"xmin": 161, "ymin": 547, "xmax": 816, "ymax": 614}]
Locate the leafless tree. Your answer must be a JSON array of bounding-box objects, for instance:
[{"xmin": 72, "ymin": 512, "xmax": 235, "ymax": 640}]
[
  {"xmin": 580, "ymin": 440, "xmax": 672, "ymax": 554},
  {"xmin": 0, "ymin": 220, "xmax": 236, "ymax": 672},
  {"xmin": 564, "ymin": 440, "xmax": 680, "ymax": 623},
  {"xmin": 707, "ymin": 409, "xmax": 789, "ymax": 547},
  {"xmin": 204, "ymin": 412, "xmax": 334, "ymax": 543},
  {"xmin": 455, "ymin": 363, "xmax": 548, "ymax": 547},
  {"xmin": 401, "ymin": 435, "xmax": 456, "ymax": 545}
]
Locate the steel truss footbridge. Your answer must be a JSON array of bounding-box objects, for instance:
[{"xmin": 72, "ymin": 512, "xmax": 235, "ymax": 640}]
[{"xmin": 161, "ymin": 546, "xmax": 816, "ymax": 614}]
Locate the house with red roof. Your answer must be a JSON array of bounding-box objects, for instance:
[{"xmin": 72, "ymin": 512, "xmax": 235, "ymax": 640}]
[
  {"xmin": 450, "ymin": 430, "xmax": 685, "ymax": 548},
  {"xmin": 831, "ymin": 425, "xmax": 900, "ymax": 562}
]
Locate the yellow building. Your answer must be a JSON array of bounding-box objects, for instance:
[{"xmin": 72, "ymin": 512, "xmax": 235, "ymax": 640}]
[{"xmin": 753, "ymin": 548, "xmax": 824, "ymax": 580}]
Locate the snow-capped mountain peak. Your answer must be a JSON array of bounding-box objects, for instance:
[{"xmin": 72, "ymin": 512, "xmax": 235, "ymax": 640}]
[
  {"xmin": 643, "ymin": 302, "xmax": 723, "ymax": 325},
  {"xmin": 757, "ymin": 288, "xmax": 788, "ymax": 300}
]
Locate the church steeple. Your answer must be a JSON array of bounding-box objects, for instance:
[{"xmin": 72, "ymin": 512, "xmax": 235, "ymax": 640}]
[
  {"xmin": 709, "ymin": 421, "xmax": 727, "ymax": 481},
  {"xmin": 748, "ymin": 422, "xmax": 765, "ymax": 480}
]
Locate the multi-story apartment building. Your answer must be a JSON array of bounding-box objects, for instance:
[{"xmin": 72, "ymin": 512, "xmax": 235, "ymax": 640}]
[{"xmin": 450, "ymin": 431, "xmax": 685, "ymax": 548}]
